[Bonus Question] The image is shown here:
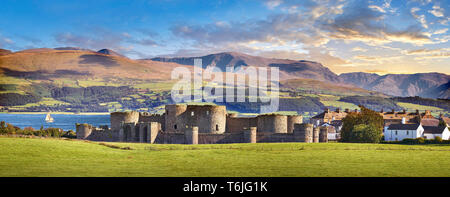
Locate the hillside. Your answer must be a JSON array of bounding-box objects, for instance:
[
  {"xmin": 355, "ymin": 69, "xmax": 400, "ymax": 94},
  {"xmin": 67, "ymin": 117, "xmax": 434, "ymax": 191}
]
[
  {"xmin": 0, "ymin": 48, "xmax": 188, "ymax": 81},
  {"xmin": 0, "ymin": 48, "xmax": 448, "ymax": 114},
  {"xmin": 0, "ymin": 49, "xmax": 12, "ymax": 56},
  {"xmin": 340, "ymin": 72, "xmax": 450, "ymax": 99},
  {"xmin": 151, "ymin": 52, "xmax": 341, "ymax": 82}
]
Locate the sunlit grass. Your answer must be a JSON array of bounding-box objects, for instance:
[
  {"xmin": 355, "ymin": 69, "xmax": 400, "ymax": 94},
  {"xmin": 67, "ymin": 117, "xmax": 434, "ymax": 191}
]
[{"xmin": 2, "ymin": 137, "xmax": 450, "ymax": 177}]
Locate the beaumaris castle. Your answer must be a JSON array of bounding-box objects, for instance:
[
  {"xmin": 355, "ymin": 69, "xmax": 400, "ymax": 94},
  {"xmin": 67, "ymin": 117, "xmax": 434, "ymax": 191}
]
[
  {"xmin": 76, "ymin": 104, "xmax": 450, "ymax": 144},
  {"xmin": 76, "ymin": 104, "xmax": 330, "ymax": 144}
]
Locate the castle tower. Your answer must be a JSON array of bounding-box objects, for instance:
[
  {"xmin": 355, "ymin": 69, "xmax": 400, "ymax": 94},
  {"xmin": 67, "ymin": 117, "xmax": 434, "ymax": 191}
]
[
  {"xmin": 76, "ymin": 123, "xmax": 93, "ymax": 139},
  {"xmin": 319, "ymin": 126, "xmax": 328, "ymax": 143},
  {"xmin": 257, "ymin": 114, "xmax": 287, "ymax": 133},
  {"xmin": 185, "ymin": 126, "xmax": 198, "ymax": 144},
  {"xmin": 244, "ymin": 127, "xmax": 257, "ymax": 143},
  {"xmin": 287, "ymin": 115, "xmax": 303, "ymax": 133},
  {"xmin": 165, "ymin": 104, "xmax": 188, "ymax": 133},
  {"xmin": 110, "ymin": 111, "xmax": 139, "ymax": 132},
  {"xmin": 186, "ymin": 105, "xmax": 227, "ymax": 134},
  {"xmin": 313, "ymin": 127, "xmax": 320, "ymax": 143},
  {"xmin": 293, "ymin": 123, "xmax": 313, "ymax": 143}
]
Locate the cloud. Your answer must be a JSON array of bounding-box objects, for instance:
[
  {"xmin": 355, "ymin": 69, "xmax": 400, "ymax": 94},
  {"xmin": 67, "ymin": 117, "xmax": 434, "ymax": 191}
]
[
  {"xmin": 265, "ymin": 0, "xmax": 283, "ymax": 9},
  {"xmin": 0, "ymin": 34, "xmax": 16, "ymax": 49},
  {"xmin": 351, "ymin": 47, "xmax": 368, "ymax": 52},
  {"xmin": 411, "ymin": 7, "xmax": 428, "ymax": 29},
  {"xmin": 433, "ymin": 28, "xmax": 448, "ymax": 35},
  {"xmin": 405, "ymin": 48, "xmax": 450, "ymax": 55},
  {"xmin": 414, "ymin": 52, "xmax": 450, "ymax": 59},
  {"xmin": 256, "ymin": 47, "xmax": 349, "ymax": 67},
  {"xmin": 323, "ymin": 1, "xmax": 432, "ymax": 45},
  {"xmin": 429, "ymin": 5, "xmax": 445, "ymax": 17},
  {"xmin": 369, "ymin": 5, "xmax": 386, "ymax": 13},
  {"xmin": 403, "ymin": 47, "xmax": 450, "ymax": 60}
]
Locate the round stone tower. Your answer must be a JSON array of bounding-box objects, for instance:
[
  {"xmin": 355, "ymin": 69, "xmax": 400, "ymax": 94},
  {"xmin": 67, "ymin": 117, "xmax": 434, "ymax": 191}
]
[
  {"xmin": 185, "ymin": 105, "xmax": 227, "ymax": 134},
  {"xmin": 76, "ymin": 123, "xmax": 93, "ymax": 139},
  {"xmin": 313, "ymin": 127, "xmax": 320, "ymax": 143},
  {"xmin": 110, "ymin": 111, "xmax": 139, "ymax": 132},
  {"xmin": 319, "ymin": 126, "xmax": 328, "ymax": 143},
  {"xmin": 294, "ymin": 123, "xmax": 313, "ymax": 143},
  {"xmin": 165, "ymin": 104, "xmax": 188, "ymax": 133},
  {"xmin": 257, "ymin": 114, "xmax": 287, "ymax": 133},
  {"xmin": 287, "ymin": 115, "xmax": 303, "ymax": 133}
]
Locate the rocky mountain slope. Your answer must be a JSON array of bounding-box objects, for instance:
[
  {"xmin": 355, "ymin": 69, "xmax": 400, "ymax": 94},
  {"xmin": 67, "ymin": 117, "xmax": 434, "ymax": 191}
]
[
  {"xmin": 0, "ymin": 48, "xmax": 448, "ymax": 99},
  {"xmin": 150, "ymin": 52, "xmax": 341, "ymax": 82},
  {"xmin": 339, "ymin": 72, "xmax": 450, "ymax": 99}
]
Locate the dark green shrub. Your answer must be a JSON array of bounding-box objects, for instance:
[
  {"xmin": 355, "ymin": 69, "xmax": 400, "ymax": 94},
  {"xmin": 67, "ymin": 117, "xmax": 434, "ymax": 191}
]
[
  {"xmin": 416, "ymin": 137, "xmax": 425, "ymax": 144},
  {"xmin": 434, "ymin": 136, "xmax": 443, "ymax": 143},
  {"xmin": 402, "ymin": 138, "xmax": 416, "ymax": 144}
]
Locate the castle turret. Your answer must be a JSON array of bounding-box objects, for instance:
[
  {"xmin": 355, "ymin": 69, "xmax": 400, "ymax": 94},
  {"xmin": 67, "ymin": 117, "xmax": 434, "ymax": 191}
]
[
  {"xmin": 257, "ymin": 114, "xmax": 287, "ymax": 133},
  {"xmin": 110, "ymin": 111, "xmax": 139, "ymax": 132},
  {"xmin": 287, "ymin": 115, "xmax": 303, "ymax": 133},
  {"xmin": 76, "ymin": 123, "xmax": 93, "ymax": 139},
  {"xmin": 293, "ymin": 123, "xmax": 313, "ymax": 143}
]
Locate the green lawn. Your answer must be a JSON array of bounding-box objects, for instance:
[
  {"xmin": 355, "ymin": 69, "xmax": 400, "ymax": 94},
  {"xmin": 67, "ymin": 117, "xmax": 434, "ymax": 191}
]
[{"xmin": 2, "ymin": 137, "xmax": 450, "ymax": 177}]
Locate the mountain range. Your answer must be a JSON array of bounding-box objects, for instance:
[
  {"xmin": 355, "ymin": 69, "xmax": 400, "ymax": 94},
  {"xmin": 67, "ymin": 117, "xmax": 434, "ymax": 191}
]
[
  {"xmin": 151, "ymin": 52, "xmax": 449, "ymax": 99},
  {"xmin": 0, "ymin": 47, "xmax": 449, "ymax": 99}
]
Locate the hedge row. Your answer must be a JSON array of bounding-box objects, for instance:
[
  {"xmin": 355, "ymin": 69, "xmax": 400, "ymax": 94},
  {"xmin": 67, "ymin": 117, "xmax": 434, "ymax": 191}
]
[
  {"xmin": 0, "ymin": 121, "xmax": 76, "ymax": 138},
  {"xmin": 383, "ymin": 137, "xmax": 449, "ymax": 145}
]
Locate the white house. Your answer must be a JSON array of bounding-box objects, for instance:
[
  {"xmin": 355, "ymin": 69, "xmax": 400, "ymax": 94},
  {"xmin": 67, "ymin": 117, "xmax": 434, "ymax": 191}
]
[
  {"xmin": 422, "ymin": 126, "xmax": 450, "ymax": 140},
  {"xmin": 385, "ymin": 124, "xmax": 423, "ymax": 141}
]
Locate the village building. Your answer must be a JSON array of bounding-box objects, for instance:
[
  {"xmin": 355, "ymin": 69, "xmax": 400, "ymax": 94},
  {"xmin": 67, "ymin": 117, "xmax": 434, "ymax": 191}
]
[
  {"xmin": 310, "ymin": 108, "xmax": 349, "ymax": 127},
  {"xmin": 385, "ymin": 124, "xmax": 424, "ymax": 142},
  {"xmin": 422, "ymin": 126, "xmax": 450, "ymax": 140}
]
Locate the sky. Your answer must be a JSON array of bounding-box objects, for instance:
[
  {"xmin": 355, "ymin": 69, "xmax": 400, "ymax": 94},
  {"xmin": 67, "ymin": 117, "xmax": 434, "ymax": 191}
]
[{"xmin": 0, "ymin": 0, "xmax": 449, "ymax": 75}]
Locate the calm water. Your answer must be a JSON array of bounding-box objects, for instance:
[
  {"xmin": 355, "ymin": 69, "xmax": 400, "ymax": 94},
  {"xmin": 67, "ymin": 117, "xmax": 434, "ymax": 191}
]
[{"xmin": 0, "ymin": 114, "xmax": 110, "ymax": 131}]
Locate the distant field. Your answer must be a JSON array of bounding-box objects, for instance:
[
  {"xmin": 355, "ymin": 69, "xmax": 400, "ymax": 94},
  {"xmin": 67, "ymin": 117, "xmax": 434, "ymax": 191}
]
[
  {"xmin": 397, "ymin": 102, "xmax": 444, "ymax": 111},
  {"xmin": 319, "ymin": 95, "xmax": 359, "ymax": 110},
  {"xmin": 2, "ymin": 137, "xmax": 450, "ymax": 177}
]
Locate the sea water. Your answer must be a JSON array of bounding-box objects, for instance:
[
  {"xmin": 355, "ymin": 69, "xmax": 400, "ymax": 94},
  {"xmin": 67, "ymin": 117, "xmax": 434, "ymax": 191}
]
[{"xmin": 0, "ymin": 113, "xmax": 110, "ymax": 131}]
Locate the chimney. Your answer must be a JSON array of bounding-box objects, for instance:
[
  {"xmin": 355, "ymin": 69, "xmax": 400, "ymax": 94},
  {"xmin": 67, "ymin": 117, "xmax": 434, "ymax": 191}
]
[
  {"xmin": 402, "ymin": 109, "xmax": 406, "ymax": 114},
  {"xmin": 325, "ymin": 108, "xmax": 330, "ymax": 113},
  {"xmin": 354, "ymin": 109, "xmax": 358, "ymax": 112},
  {"xmin": 336, "ymin": 108, "xmax": 340, "ymax": 113},
  {"xmin": 380, "ymin": 109, "xmax": 384, "ymax": 113},
  {"xmin": 416, "ymin": 109, "xmax": 419, "ymax": 115},
  {"xmin": 345, "ymin": 108, "xmax": 349, "ymax": 113},
  {"xmin": 391, "ymin": 109, "xmax": 395, "ymax": 113}
]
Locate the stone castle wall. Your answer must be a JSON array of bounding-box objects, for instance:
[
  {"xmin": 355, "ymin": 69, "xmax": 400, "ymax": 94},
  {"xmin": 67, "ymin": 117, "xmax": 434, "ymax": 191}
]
[
  {"xmin": 77, "ymin": 104, "xmax": 328, "ymax": 144},
  {"xmin": 287, "ymin": 115, "xmax": 303, "ymax": 133},
  {"xmin": 139, "ymin": 113, "xmax": 165, "ymax": 131},
  {"xmin": 110, "ymin": 111, "xmax": 139, "ymax": 132},
  {"xmin": 225, "ymin": 116, "xmax": 257, "ymax": 133},
  {"xmin": 257, "ymin": 114, "xmax": 287, "ymax": 133}
]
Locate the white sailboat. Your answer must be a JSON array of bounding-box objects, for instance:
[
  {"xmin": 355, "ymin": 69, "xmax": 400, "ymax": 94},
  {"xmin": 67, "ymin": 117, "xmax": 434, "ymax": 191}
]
[{"xmin": 45, "ymin": 113, "xmax": 54, "ymax": 123}]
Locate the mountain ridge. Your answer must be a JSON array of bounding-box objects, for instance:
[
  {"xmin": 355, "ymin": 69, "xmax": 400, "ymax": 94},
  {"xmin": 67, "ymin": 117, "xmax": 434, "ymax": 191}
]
[
  {"xmin": 339, "ymin": 72, "xmax": 450, "ymax": 99},
  {"xmin": 150, "ymin": 52, "xmax": 342, "ymax": 82},
  {"xmin": 0, "ymin": 48, "xmax": 448, "ymax": 98}
]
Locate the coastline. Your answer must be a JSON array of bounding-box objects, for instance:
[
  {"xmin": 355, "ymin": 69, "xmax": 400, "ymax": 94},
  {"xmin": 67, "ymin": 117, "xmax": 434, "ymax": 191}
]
[{"xmin": 0, "ymin": 112, "xmax": 110, "ymax": 115}]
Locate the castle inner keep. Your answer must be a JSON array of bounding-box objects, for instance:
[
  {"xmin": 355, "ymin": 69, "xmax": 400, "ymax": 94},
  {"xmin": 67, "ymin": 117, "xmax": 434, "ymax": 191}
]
[{"xmin": 76, "ymin": 104, "xmax": 329, "ymax": 144}]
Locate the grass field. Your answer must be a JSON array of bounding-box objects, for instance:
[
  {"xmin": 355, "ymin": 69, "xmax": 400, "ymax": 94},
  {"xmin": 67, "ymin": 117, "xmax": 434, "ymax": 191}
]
[{"xmin": 2, "ymin": 137, "xmax": 450, "ymax": 177}]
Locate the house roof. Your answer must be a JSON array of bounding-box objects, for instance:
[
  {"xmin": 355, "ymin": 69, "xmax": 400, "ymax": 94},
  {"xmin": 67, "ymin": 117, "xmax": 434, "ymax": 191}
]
[
  {"xmin": 423, "ymin": 126, "xmax": 448, "ymax": 134},
  {"xmin": 330, "ymin": 120, "xmax": 343, "ymax": 127},
  {"xmin": 421, "ymin": 118, "xmax": 440, "ymax": 127},
  {"xmin": 387, "ymin": 124, "xmax": 421, "ymax": 130}
]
